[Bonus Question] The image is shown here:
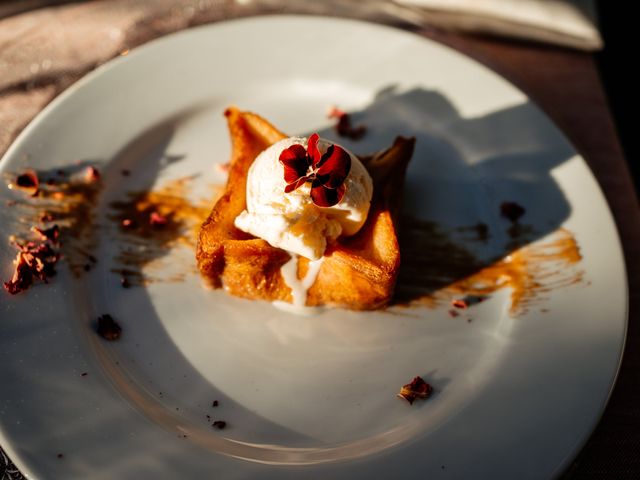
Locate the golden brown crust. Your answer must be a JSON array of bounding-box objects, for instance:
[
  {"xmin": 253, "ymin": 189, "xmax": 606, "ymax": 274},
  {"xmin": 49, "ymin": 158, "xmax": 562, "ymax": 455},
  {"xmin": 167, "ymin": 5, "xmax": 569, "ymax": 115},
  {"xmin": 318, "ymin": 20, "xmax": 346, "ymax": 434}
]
[{"xmin": 196, "ymin": 107, "xmax": 415, "ymax": 310}]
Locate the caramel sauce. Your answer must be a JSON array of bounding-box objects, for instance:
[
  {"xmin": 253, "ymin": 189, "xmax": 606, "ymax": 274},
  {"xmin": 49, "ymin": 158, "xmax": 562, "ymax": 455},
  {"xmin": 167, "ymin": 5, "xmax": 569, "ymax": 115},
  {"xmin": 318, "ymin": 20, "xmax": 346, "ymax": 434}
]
[
  {"xmin": 396, "ymin": 216, "xmax": 584, "ymax": 315},
  {"xmin": 108, "ymin": 186, "xmax": 584, "ymax": 314},
  {"xmin": 108, "ymin": 177, "xmax": 219, "ymax": 285}
]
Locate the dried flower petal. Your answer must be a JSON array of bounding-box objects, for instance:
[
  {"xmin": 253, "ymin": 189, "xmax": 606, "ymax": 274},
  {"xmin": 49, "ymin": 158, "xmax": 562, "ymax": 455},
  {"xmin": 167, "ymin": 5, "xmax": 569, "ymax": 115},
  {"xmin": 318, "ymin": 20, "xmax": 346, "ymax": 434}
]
[
  {"xmin": 327, "ymin": 106, "xmax": 367, "ymax": 140},
  {"xmin": 212, "ymin": 420, "xmax": 226, "ymax": 429},
  {"xmin": 3, "ymin": 253, "xmax": 35, "ymax": 294},
  {"xmin": 214, "ymin": 162, "xmax": 230, "ymax": 174},
  {"xmin": 398, "ymin": 376, "xmax": 433, "ymax": 405},
  {"xmin": 31, "ymin": 225, "xmax": 60, "ymax": 243},
  {"xmin": 97, "ymin": 314, "xmax": 121, "ymax": 341},
  {"xmin": 14, "ymin": 169, "xmax": 39, "ymax": 196},
  {"xmin": 149, "ymin": 211, "xmax": 167, "ymax": 227},
  {"xmin": 85, "ymin": 166, "xmax": 101, "ymax": 183},
  {"xmin": 451, "ymin": 299, "xmax": 468, "ymax": 309},
  {"xmin": 3, "ymin": 240, "xmax": 60, "ymax": 295},
  {"xmin": 500, "ymin": 202, "xmax": 526, "ymax": 223}
]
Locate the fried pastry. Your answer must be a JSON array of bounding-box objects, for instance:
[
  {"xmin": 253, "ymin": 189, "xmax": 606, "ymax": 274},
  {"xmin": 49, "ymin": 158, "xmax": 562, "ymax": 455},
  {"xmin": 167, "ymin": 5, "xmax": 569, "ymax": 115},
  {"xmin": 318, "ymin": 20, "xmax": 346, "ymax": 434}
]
[{"xmin": 196, "ymin": 107, "xmax": 414, "ymax": 310}]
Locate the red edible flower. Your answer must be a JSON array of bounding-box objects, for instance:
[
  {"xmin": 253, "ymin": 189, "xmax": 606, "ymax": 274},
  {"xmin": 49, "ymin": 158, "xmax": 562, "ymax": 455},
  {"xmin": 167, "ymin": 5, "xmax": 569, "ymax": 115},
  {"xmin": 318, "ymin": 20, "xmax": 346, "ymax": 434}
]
[{"xmin": 278, "ymin": 133, "xmax": 351, "ymax": 207}]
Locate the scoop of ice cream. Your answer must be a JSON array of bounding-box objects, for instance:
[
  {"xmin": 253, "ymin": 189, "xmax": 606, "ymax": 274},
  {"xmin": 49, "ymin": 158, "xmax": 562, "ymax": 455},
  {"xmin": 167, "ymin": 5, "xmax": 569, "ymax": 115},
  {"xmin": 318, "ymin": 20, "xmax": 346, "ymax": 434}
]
[{"xmin": 234, "ymin": 136, "xmax": 373, "ymax": 260}]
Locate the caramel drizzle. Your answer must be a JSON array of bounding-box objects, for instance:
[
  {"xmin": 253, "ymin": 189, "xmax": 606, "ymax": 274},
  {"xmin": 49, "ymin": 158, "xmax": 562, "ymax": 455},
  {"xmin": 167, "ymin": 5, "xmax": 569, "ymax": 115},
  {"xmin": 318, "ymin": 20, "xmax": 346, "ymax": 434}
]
[
  {"xmin": 108, "ymin": 185, "xmax": 585, "ymax": 314},
  {"xmin": 108, "ymin": 177, "xmax": 218, "ymax": 285},
  {"xmin": 396, "ymin": 217, "xmax": 584, "ymax": 315}
]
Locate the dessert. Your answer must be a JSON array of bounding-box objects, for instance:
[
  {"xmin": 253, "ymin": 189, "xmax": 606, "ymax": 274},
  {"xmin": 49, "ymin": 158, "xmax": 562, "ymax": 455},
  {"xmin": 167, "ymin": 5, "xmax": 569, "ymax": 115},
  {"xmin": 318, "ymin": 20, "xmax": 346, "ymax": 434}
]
[
  {"xmin": 196, "ymin": 107, "xmax": 414, "ymax": 310},
  {"xmin": 234, "ymin": 134, "xmax": 373, "ymax": 261}
]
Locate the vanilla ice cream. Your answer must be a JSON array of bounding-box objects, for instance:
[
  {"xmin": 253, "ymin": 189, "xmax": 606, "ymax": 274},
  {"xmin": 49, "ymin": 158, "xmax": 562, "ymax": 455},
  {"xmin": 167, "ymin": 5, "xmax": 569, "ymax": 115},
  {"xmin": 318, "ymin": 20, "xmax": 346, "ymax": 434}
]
[{"xmin": 234, "ymin": 136, "xmax": 373, "ymax": 260}]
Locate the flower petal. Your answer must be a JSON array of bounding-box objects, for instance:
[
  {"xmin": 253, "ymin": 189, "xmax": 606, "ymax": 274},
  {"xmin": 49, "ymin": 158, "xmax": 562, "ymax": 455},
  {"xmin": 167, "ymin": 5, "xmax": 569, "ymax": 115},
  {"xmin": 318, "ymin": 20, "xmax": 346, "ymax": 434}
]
[
  {"xmin": 310, "ymin": 182, "xmax": 346, "ymax": 207},
  {"xmin": 315, "ymin": 144, "xmax": 351, "ymax": 188},
  {"xmin": 279, "ymin": 144, "xmax": 309, "ymax": 185},
  {"xmin": 307, "ymin": 133, "xmax": 322, "ymax": 167},
  {"xmin": 284, "ymin": 176, "xmax": 308, "ymax": 193}
]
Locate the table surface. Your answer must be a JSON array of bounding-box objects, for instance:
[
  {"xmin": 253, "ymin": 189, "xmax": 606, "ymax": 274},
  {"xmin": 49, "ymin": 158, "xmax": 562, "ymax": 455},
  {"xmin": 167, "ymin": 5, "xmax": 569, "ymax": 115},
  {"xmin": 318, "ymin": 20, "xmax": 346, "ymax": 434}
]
[{"xmin": 1, "ymin": 2, "xmax": 639, "ymax": 479}]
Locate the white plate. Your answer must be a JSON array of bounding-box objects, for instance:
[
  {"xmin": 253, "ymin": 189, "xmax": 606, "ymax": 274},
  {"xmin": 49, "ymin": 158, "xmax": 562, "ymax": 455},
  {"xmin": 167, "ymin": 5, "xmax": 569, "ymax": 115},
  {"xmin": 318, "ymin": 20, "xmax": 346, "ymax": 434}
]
[{"xmin": 0, "ymin": 15, "xmax": 627, "ymax": 479}]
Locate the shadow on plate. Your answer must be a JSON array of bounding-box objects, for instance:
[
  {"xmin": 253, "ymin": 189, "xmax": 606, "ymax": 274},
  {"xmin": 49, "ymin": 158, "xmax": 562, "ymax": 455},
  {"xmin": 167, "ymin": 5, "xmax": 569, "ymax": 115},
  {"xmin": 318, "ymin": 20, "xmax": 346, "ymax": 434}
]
[{"xmin": 312, "ymin": 86, "xmax": 575, "ymax": 306}]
